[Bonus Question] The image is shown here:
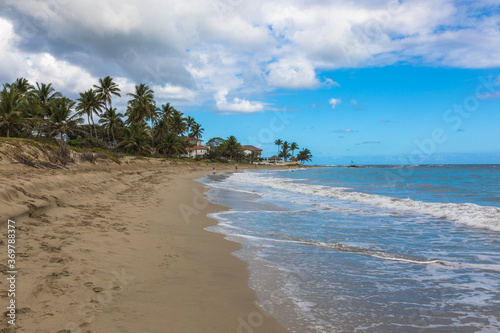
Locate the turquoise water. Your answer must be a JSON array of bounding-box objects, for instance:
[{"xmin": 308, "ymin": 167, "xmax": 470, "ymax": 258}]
[{"xmin": 200, "ymin": 165, "xmax": 500, "ymax": 332}]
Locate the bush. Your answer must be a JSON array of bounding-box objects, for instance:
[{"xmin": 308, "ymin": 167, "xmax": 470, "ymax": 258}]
[
  {"xmin": 80, "ymin": 150, "xmax": 97, "ymax": 163},
  {"xmin": 53, "ymin": 144, "xmax": 73, "ymax": 165},
  {"xmin": 68, "ymin": 136, "xmax": 107, "ymax": 149}
]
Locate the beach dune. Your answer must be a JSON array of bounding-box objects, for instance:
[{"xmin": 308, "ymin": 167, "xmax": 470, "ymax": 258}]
[{"xmin": 0, "ymin": 158, "xmax": 286, "ymax": 332}]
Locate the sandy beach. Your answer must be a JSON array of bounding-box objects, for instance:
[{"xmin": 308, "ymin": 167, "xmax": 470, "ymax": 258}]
[{"xmin": 0, "ymin": 157, "xmax": 287, "ymax": 332}]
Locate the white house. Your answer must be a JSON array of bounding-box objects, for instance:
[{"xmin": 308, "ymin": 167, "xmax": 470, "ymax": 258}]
[
  {"xmin": 184, "ymin": 138, "xmax": 209, "ymax": 158},
  {"xmin": 241, "ymin": 145, "xmax": 263, "ymax": 157},
  {"xmin": 185, "ymin": 145, "xmax": 209, "ymax": 158}
]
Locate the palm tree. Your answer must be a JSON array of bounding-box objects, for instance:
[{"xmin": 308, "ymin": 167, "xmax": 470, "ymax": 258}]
[
  {"xmin": 93, "ymin": 76, "xmax": 121, "ymax": 109},
  {"xmin": 281, "ymin": 141, "xmax": 290, "ymax": 162},
  {"xmin": 46, "ymin": 98, "xmax": 84, "ymax": 161},
  {"xmin": 222, "ymin": 135, "xmax": 242, "ymax": 160},
  {"xmin": 170, "ymin": 110, "xmax": 186, "ymax": 136},
  {"xmin": 99, "ymin": 107, "xmax": 123, "ymax": 144},
  {"xmin": 76, "ymin": 89, "xmax": 104, "ymax": 138},
  {"xmin": 274, "ymin": 139, "xmax": 283, "ymax": 155},
  {"xmin": 185, "ymin": 116, "xmax": 195, "ymax": 136},
  {"xmin": 21, "ymin": 96, "xmax": 44, "ymax": 138},
  {"xmin": 160, "ymin": 103, "xmax": 176, "ymax": 131},
  {"xmin": 0, "ymin": 86, "xmax": 24, "ymax": 137},
  {"xmin": 116, "ymin": 123, "xmax": 152, "ymax": 155},
  {"xmin": 33, "ymin": 82, "xmax": 62, "ymax": 108},
  {"xmin": 190, "ymin": 123, "xmax": 204, "ymax": 139},
  {"xmin": 126, "ymin": 84, "xmax": 156, "ymax": 126},
  {"xmin": 290, "ymin": 142, "xmax": 299, "ymax": 158},
  {"xmin": 297, "ymin": 148, "xmax": 313, "ymax": 165},
  {"xmin": 7, "ymin": 78, "xmax": 34, "ymax": 99},
  {"xmin": 157, "ymin": 132, "xmax": 186, "ymax": 157}
]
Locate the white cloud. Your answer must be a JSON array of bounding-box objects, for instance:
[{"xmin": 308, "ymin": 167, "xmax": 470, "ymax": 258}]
[
  {"xmin": 2, "ymin": 0, "xmax": 500, "ymax": 111},
  {"xmin": 329, "ymin": 98, "xmax": 342, "ymax": 109},
  {"xmin": 25, "ymin": 53, "xmax": 96, "ymax": 94},
  {"xmin": 153, "ymin": 83, "xmax": 196, "ymax": 102},
  {"xmin": 324, "ymin": 78, "xmax": 340, "ymax": 87},
  {"xmin": 266, "ymin": 57, "xmax": 320, "ymax": 89},
  {"xmin": 333, "ymin": 129, "xmax": 356, "ymax": 133},
  {"xmin": 214, "ymin": 90, "xmax": 264, "ymax": 113}
]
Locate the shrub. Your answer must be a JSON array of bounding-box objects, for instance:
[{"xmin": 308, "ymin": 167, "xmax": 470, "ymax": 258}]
[{"xmin": 80, "ymin": 150, "xmax": 97, "ymax": 163}]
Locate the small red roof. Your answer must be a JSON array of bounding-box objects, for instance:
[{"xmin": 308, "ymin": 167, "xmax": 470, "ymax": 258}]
[
  {"xmin": 183, "ymin": 137, "xmax": 203, "ymax": 142},
  {"xmin": 185, "ymin": 145, "xmax": 209, "ymax": 151}
]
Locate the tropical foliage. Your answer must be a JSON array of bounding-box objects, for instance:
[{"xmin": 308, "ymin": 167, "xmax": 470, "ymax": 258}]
[{"xmin": 0, "ymin": 77, "xmax": 313, "ymax": 165}]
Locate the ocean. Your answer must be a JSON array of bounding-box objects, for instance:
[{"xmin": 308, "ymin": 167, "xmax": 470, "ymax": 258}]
[{"xmin": 199, "ymin": 165, "xmax": 500, "ymax": 333}]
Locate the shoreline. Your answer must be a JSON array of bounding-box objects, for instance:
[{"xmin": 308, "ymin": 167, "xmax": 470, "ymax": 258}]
[{"xmin": 0, "ymin": 160, "xmax": 287, "ymax": 332}]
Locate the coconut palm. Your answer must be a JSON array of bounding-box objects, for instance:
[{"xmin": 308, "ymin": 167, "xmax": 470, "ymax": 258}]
[
  {"xmin": 76, "ymin": 89, "xmax": 105, "ymax": 138},
  {"xmin": 21, "ymin": 96, "xmax": 44, "ymax": 138},
  {"xmin": 126, "ymin": 84, "xmax": 156, "ymax": 126},
  {"xmin": 157, "ymin": 132, "xmax": 186, "ymax": 157},
  {"xmin": 221, "ymin": 135, "xmax": 242, "ymax": 160},
  {"xmin": 274, "ymin": 139, "xmax": 283, "ymax": 155},
  {"xmin": 281, "ymin": 141, "xmax": 291, "ymax": 162},
  {"xmin": 99, "ymin": 107, "xmax": 123, "ymax": 144},
  {"xmin": 93, "ymin": 76, "xmax": 121, "ymax": 109},
  {"xmin": 159, "ymin": 103, "xmax": 176, "ymax": 131},
  {"xmin": 46, "ymin": 98, "xmax": 84, "ymax": 160},
  {"xmin": 185, "ymin": 116, "xmax": 195, "ymax": 136},
  {"xmin": 0, "ymin": 86, "xmax": 24, "ymax": 137},
  {"xmin": 170, "ymin": 110, "xmax": 186, "ymax": 136},
  {"xmin": 117, "ymin": 123, "xmax": 152, "ymax": 154},
  {"xmin": 190, "ymin": 123, "xmax": 204, "ymax": 139},
  {"xmin": 6, "ymin": 78, "xmax": 34, "ymax": 99},
  {"xmin": 290, "ymin": 142, "xmax": 299, "ymax": 158},
  {"xmin": 297, "ymin": 148, "xmax": 313, "ymax": 165},
  {"xmin": 33, "ymin": 82, "xmax": 62, "ymax": 108}
]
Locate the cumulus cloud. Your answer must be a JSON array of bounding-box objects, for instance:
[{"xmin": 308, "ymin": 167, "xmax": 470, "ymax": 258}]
[
  {"xmin": 266, "ymin": 57, "xmax": 319, "ymax": 89},
  {"xmin": 329, "ymin": 98, "xmax": 342, "ymax": 109},
  {"xmin": 214, "ymin": 90, "xmax": 264, "ymax": 113},
  {"xmin": 1, "ymin": 0, "xmax": 500, "ymax": 112}
]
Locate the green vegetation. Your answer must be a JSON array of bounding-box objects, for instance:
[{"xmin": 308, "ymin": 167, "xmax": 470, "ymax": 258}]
[
  {"xmin": 0, "ymin": 77, "xmax": 206, "ymax": 164},
  {"xmin": 0, "ymin": 76, "xmax": 313, "ymax": 166}
]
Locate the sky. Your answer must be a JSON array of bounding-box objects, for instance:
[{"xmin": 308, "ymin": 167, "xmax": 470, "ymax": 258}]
[{"xmin": 1, "ymin": 0, "xmax": 500, "ymax": 165}]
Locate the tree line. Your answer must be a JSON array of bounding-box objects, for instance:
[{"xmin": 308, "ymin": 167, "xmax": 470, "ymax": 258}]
[
  {"xmin": 274, "ymin": 139, "xmax": 312, "ymax": 165},
  {"xmin": 0, "ymin": 76, "xmax": 205, "ymax": 157},
  {"xmin": 0, "ymin": 76, "xmax": 312, "ymax": 164}
]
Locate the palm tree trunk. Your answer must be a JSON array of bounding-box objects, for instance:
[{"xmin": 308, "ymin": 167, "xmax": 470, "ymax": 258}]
[
  {"xmin": 87, "ymin": 115, "xmax": 92, "ymax": 138},
  {"xmin": 91, "ymin": 114, "xmax": 97, "ymax": 138},
  {"xmin": 111, "ymin": 126, "xmax": 116, "ymax": 145}
]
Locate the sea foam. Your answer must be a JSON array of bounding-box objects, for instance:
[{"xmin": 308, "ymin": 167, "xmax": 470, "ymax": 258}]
[{"xmin": 227, "ymin": 172, "xmax": 500, "ymax": 232}]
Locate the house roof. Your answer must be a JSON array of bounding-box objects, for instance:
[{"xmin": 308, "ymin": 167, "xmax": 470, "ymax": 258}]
[
  {"xmin": 269, "ymin": 155, "xmax": 282, "ymax": 160},
  {"xmin": 185, "ymin": 145, "xmax": 209, "ymax": 151},
  {"xmin": 183, "ymin": 137, "xmax": 203, "ymax": 142},
  {"xmin": 242, "ymin": 145, "xmax": 263, "ymax": 152}
]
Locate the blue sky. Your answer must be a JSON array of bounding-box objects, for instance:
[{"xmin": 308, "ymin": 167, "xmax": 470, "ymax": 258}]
[
  {"xmin": 190, "ymin": 66, "xmax": 500, "ymax": 164},
  {"xmin": 1, "ymin": 0, "xmax": 500, "ymax": 164}
]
